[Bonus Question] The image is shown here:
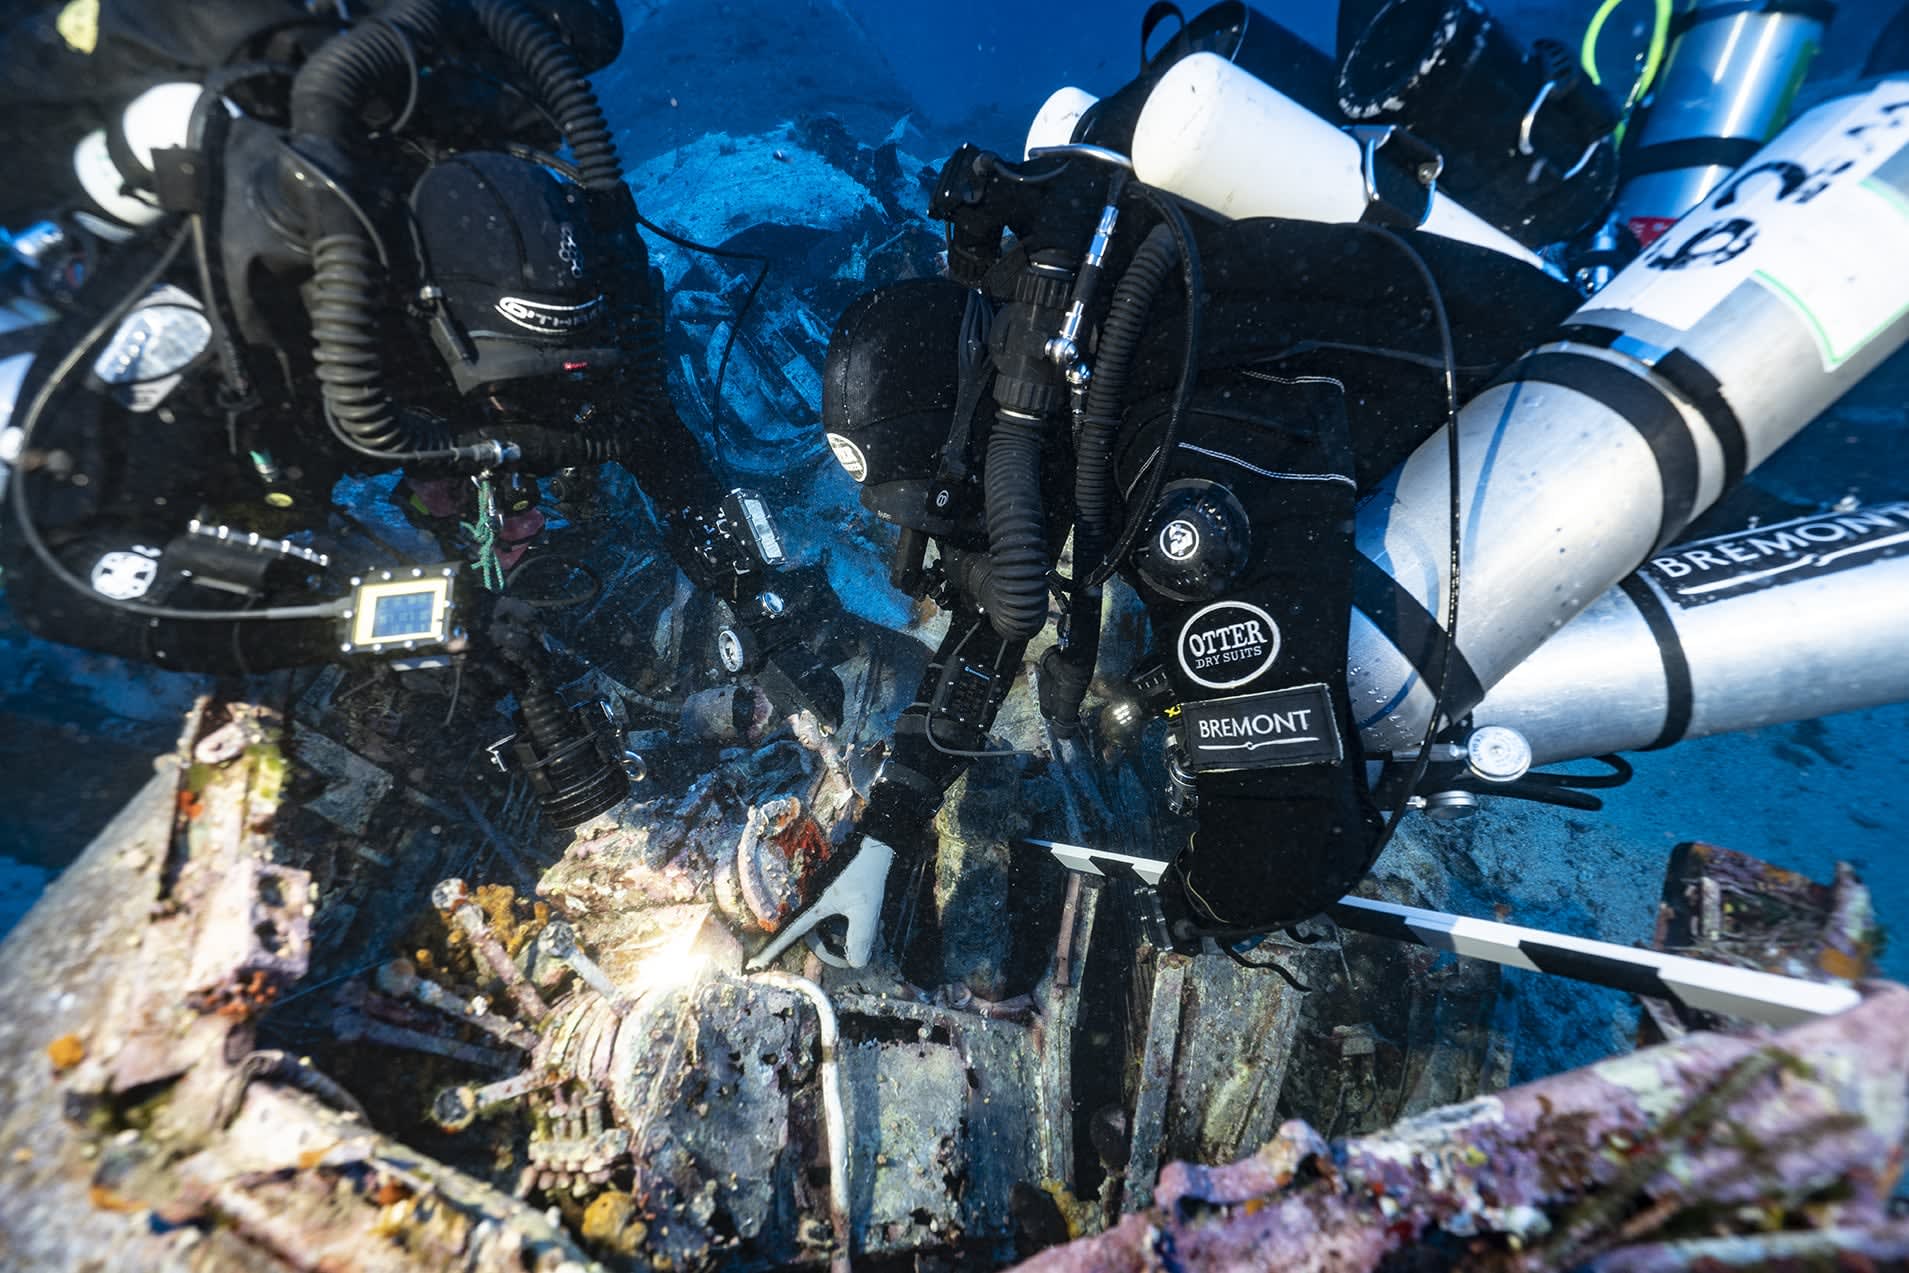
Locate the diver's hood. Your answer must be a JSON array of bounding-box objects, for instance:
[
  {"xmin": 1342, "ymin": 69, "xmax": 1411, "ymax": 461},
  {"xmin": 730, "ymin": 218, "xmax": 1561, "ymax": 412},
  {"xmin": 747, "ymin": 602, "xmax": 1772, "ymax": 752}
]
[
  {"xmin": 410, "ymin": 151, "xmax": 626, "ymax": 396},
  {"xmin": 822, "ymin": 279, "xmax": 973, "ymax": 528}
]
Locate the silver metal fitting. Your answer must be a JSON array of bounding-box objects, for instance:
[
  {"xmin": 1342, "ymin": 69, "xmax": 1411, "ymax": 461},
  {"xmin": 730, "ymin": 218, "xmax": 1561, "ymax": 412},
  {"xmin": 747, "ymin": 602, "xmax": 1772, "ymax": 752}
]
[{"xmin": 1465, "ymin": 725, "xmax": 1533, "ymax": 784}]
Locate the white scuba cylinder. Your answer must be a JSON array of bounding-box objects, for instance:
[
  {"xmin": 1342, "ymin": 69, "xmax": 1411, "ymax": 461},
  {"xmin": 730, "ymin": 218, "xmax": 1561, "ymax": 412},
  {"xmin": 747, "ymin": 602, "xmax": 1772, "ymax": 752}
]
[
  {"xmin": 1348, "ymin": 77, "xmax": 1909, "ymax": 754},
  {"xmin": 1130, "ymin": 51, "xmax": 1543, "ymax": 267},
  {"xmin": 1473, "ymin": 504, "xmax": 1909, "ymax": 765},
  {"xmin": 72, "ymin": 82, "xmax": 205, "ymax": 230},
  {"xmin": 1025, "ymin": 86, "xmax": 1099, "ymax": 159}
]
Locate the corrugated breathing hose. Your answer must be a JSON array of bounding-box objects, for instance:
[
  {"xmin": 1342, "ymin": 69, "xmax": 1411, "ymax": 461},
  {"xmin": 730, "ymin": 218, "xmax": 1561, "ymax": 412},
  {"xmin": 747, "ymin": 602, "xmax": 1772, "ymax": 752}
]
[
  {"xmin": 1041, "ymin": 222, "xmax": 1179, "ymax": 725},
  {"xmin": 472, "ymin": 0, "xmax": 624, "ymax": 191}
]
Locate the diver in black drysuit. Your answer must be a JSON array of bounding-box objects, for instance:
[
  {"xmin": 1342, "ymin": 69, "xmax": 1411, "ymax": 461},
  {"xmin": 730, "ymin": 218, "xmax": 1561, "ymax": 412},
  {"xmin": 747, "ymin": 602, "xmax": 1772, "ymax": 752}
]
[
  {"xmin": 752, "ymin": 203, "xmax": 1581, "ymax": 974},
  {"xmin": 0, "ymin": 0, "xmax": 842, "ymax": 725},
  {"xmin": 749, "ymin": 3, "xmax": 1592, "ymax": 975}
]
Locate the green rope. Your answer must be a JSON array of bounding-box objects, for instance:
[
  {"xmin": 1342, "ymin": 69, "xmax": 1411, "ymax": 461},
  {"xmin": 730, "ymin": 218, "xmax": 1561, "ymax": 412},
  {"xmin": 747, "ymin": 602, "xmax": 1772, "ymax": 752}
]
[{"xmin": 461, "ymin": 476, "xmax": 507, "ymax": 593}]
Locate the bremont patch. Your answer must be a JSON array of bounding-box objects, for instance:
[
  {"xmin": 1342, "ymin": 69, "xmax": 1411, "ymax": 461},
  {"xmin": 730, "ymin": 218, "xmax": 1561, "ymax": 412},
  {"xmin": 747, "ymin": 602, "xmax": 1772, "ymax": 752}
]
[{"xmin": 1177, "ymin": 683, "xmax": 1342, "ymax": 773}]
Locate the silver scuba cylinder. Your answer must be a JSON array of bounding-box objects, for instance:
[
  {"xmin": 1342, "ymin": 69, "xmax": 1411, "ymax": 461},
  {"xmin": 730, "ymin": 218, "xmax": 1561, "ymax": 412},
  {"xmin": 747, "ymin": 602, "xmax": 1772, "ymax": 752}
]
[
  {"xmin": 1472, "ymin": 503, "xmax": 1909, "ymax": 765},
  {"xmin": 1615, "ymin": 1, "xmax": 1832, "ymax": 247},
  {"xmin": 1349, "ymin": 77, "xmax": 1909, "ymax": 755}
]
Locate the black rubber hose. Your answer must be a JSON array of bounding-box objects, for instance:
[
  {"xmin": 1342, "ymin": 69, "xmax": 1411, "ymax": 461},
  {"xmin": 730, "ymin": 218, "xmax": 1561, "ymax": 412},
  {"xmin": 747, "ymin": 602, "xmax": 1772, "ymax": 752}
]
[
  {"xmin": 472, "ymin": 0, "xmax": 624, "ymax": 190},
  {"xmin": 308, "ymin": 230, "xmax": 448, "ymax": 455},
  {"xmin": 289, "ymin": 0, "xmax": 452, "ymax": 459},
  {"xmin": 289, "ymin": 0, "xmax": 448, "ymax": 141},
  {"xmin": 517, "ymin": 672, "xmax": 627, "ymax": 827},
  {"xmin": 1078, "ymin": 222, "xmax": 1178, "ymax": 576},
  {"xmin": 478, "ymin": 416, "xmax": 620, "ymax": 467},
  {"xmin": 1041, "ymin": 222, "xmax": 1180, "ymax": 725},
  {"xmin": 980, "ymin": 410, "xmax": 1051, "ymax": 640},
  {"xmin": 1086, "ymin": 189, "xmax": 1203, "ymax": 592}
]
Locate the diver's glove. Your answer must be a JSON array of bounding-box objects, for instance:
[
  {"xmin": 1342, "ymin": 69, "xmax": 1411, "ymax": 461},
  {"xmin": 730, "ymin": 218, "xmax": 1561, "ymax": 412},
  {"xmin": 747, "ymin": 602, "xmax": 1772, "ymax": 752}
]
[{"xmin": 746, "ymin": 833, "xmax": 898, "ymax": 970}]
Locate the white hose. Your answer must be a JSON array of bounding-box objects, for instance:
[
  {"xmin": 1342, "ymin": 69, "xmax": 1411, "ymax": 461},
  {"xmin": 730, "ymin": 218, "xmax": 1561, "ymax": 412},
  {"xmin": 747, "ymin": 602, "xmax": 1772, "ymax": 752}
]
[{"xmin": 754, "ymin": 971, "xmax": 851, "ymax": 1272}]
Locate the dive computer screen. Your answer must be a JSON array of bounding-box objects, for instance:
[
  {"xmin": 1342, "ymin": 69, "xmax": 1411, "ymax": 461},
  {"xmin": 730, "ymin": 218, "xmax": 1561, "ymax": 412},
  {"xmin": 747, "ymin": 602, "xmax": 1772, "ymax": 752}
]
[
  {"xmin": 370, "ymin": 590, "xmax": 439, "ymax": 640},
  {"xmin": 344, "ymin": 569, "xmax": 459, "ymax": 653}
]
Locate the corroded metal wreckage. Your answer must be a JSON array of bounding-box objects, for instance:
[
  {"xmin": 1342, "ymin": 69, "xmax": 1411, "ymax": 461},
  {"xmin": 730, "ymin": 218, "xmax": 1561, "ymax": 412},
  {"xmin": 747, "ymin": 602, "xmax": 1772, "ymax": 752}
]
[{"xmin": 0, "ymin": 690, "xmax": 1901, "ymax": 1271}]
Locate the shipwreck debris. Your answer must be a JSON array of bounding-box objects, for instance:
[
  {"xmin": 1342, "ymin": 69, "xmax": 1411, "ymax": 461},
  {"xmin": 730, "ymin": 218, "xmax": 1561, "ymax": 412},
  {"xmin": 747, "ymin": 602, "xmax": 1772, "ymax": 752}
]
[
  {"xmin": 1640, "ymin": 840, "xmax": 1879, "ymax": 1041},
  {"xmin": 1013, "ymin": 981, "xmax": 1909, "ymax": 1272}
]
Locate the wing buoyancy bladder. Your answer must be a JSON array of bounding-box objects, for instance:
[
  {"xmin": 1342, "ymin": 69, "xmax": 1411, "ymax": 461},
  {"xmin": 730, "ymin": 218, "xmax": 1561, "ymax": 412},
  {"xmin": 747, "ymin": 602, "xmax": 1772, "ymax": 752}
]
[{"xmin": 1350, "ymin": 78, "xmax": 1909, "ymax": 755}]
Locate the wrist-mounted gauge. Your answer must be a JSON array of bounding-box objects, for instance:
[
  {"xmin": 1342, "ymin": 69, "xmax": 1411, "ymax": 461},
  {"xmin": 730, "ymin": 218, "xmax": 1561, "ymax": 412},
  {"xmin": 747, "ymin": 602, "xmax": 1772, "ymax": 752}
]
[{"xmin": 721, "ymin": 489, "xmax": 787, "ymax": 569}]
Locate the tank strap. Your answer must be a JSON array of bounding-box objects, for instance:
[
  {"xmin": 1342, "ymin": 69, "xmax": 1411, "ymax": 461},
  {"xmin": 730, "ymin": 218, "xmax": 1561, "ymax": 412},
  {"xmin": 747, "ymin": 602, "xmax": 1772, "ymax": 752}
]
[
  {"xmin": 1559, "ymin": 323, "xmax": 1749, "ymax": 492},
  {"xmin": 1619, "ymin": 574, "xmax": 1695, "ymax": 749},
  {"xmin": 1350, "ymin": 552, "xmax": 1487, "ymax": 720},
  {"xmin": 1624, "ymin": 136, "xmax": 1766, "ymax": 179},
  {"xmin": 1494, "ymin": 350, "xmax": 1701, "ymax": 547}
]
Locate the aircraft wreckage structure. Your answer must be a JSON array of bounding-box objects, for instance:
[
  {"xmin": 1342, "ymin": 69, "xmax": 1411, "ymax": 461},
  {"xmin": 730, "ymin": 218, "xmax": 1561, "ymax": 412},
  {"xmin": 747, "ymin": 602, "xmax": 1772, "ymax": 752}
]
[{"xmin": 6, "ymin": 20, "xmax": 1909, "ymax": 1273}]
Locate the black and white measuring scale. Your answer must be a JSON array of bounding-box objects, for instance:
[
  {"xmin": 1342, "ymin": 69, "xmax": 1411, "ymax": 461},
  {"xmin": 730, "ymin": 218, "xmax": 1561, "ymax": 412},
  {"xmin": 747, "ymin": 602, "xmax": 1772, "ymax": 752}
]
[{"xmin": 1029, "ymin": 839, "xmax": 1862, "ymax": 1029}]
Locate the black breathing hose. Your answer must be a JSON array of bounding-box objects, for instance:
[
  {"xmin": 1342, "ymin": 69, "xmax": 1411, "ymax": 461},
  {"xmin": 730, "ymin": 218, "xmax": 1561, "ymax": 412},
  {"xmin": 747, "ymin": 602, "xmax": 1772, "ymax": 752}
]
[
  {"xmin": 471, "ymin": 0, "xmax": 624, "ymax": 191},
  {"xmin": 975, "ymin": 251, "xmax": 1077, "ymax": 642},
  {"xmin": 290, "ymin": 0, "xmax": 630, "ymax": 464},
  {"xmin": 979, "ymin": 407, "xmax": 1051, "ymax": 641},
  {"xmin": 288, "ymin": 0, "xmax": 452, "ymax": 460},
  {"xmin": 1041, "ymin": 221, "xmax": 1181, "ymax": 726},
  {"xmin": 288, "ymin": 0, "xmax": 449, "ymax": 140},
  {"xmin": 1086, "ymin": 189, "xmax": 1203, "ymax": 593}
]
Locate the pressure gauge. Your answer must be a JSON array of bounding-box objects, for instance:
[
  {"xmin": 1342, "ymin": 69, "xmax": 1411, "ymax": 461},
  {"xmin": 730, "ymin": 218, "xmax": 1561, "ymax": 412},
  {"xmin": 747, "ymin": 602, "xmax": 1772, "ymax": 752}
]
[{"xmin": 1465, "ymin": 725, "xmax": 1533, "ymax": 784}]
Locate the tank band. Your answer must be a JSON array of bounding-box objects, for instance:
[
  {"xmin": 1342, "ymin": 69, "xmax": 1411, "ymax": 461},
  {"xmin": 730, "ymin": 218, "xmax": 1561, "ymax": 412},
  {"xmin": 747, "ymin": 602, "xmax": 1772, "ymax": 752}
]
[
  {"xmin": 1351, "ymin": 552, "xmax": 1487, "ymax": 720},
  {"xmin": 1620, "ymin": 574, "xmax": 1695, "ymax": 749},
  {"xmin": 1624, "ymin": 137, "xmax": 1768, "ymax": 180},
  {"xmin": 1559, "ymin": 324, "xmax": 1749, "ymax": 493},
  {"xmin": 1670, "ymin": 0, "xmax": 1836, "ymax": 40},
  {"xmin": 1496, "ymin": 350, "xmax": 1700, "ymax": 547}
]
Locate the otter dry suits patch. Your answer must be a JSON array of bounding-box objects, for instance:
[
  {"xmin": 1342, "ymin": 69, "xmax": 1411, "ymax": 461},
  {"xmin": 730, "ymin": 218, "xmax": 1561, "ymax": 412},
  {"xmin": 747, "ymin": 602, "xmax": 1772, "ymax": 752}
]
[
  {"xmin": 1177, "ymin": 599, "xmax": 1281, "ymax": 689},
  {"xmin": 1116, "ymin": 367, "xmax": 1381, "ymax": 932}
]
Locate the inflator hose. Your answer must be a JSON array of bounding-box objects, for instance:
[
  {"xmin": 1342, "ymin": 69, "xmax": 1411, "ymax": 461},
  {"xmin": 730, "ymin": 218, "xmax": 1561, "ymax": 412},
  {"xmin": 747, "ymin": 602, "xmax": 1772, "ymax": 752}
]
[{"xmin": 1041, "ymin": 223, "xmax": 1179, "ymax": 725}]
